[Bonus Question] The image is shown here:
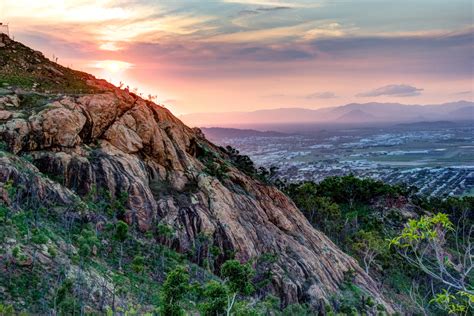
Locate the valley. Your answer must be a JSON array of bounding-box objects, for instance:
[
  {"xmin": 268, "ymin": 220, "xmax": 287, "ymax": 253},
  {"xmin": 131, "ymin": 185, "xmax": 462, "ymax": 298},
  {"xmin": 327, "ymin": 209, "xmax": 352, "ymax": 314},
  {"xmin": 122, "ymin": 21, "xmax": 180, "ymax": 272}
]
[{"xmin": 203, "ymin": 121, "xmax": 474, "ymax": 197}]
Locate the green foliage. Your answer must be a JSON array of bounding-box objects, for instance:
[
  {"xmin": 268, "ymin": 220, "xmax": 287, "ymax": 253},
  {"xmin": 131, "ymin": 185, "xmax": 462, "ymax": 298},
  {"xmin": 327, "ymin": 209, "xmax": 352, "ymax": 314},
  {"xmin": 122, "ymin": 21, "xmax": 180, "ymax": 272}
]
[
  {"xmin": 131, "ymin": 255, "xmax": 145, "ymax": 273},
  {"xmin": 430, "ymin": 289, "xmax": 473, "ymax": 315},
  {"xmin": 199, "ymin": 280, "xmax": 229, "ymax": 316},
  {"xmin": 76, "ymin": 228, "xmax": 100, "ymax": 258},
  {"xmin": 107, "ymin": 191, "xmax": 129, "ymax": 218},
  {"xmin": 253, "ymin": 253, "xmax": 277, "ymax": 295},
  {"xmin": 0, "ymin": 181, "xmax": 275, "ymax": 315},
  {"xmin": 55, "ymin": 278, "xmax": 80, "ymax": 315},
  {"xmin": 232, "ymin": 301, "xmax": 261, "ymax": 316},
  {"xmin": 286, "ymin": 175, "xmax": 404, "ymax": 207},
  {"xmin": 160, "ymin": 266, "xmax": 190, "ymax": 316},
  {"xmin": 414, "ymin": 196, "xmax": 474, "ymax": 224},
  {"xmin": 333, "ymin": 270, "xmax": 379, "ymax": 315},
  {"xmin": 197, "ymin": 144, "xmax": 229, "ymax": 179},
  {"xmin": 3, "ymin": 180, "xmax": 16, "ymax": 200},
  {"xmin": 114, "ymin": 220, "xmax": 129, "ymax": 243},
  {"xmin": 224, "ymin": 145, "xmax": 278, "ymax": 183},
  {"xmin": 283, "ymin": 175, "xmax": 468, "ymax": 314},
  {"xmin": 0, "ymin": 304, "xmax": 15, "ymax": 316},
  {"xmin": 389, "ymin": 213, "xmax": 453, "ymax": 248},
  {"xmin": 206, "ymin": 161, "xmax": 230, "ymax": 179},
  {"xmin": 225, "ymin": 146, "xmax": 256, "ymax": 176},
  {"xmin": 281, "ymin": 303, "xmax": 311, "ymax": 315},
  {"xmin": 354, "ymin": 230, "xmax": 386, "ymax": 253},
  {"xmin": 0, "ymin": 39, "xmax": 101, "ymax": 94},
  {"xmin": 221, "ymin": 259, "xmax": 255, "ymax": 296},
  {"xmin": 48, "ymin": 245, "xmax": 57, "ymax": 258},
  {"xmin": 0, "ymin": 140, "xmax": 8, "ymax": 152},
  {"xmin": 30, "ymin": 227, "xmax": 49, "ymax": 245},
  {"xmin": 390, "ymin": 212, "xmax": 473, "ymax": 314},
  {"xmin": 290, "ymin": 182, "xmax": 341, "ymax": 234},
  {"xmin": 352, "ymin": 230, "xmax": 387, "ymax": 273},
  {"xmin": 157, "ymin": 223, "xmax": 174, "ymax": 239}
]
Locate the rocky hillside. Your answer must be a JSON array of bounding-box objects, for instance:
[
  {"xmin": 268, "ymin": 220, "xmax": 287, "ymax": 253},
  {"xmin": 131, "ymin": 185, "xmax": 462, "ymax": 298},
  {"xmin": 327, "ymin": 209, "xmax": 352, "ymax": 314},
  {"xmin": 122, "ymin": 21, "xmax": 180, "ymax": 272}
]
[{"xmin": 0, "ymin": 34, "xmax": 394, "ymax": 313}]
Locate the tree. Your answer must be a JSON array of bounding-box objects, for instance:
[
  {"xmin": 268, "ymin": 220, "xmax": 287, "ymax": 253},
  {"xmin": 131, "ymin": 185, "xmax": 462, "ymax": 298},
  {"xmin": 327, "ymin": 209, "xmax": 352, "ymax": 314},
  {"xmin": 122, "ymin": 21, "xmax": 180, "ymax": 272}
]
[
  {"xmin": 390, "ymin": 213, "xmax": 473, "ymax": 313},
  {"xmin": 430, "ymin": 289, "xmax": 474, "ymax": 315},
  {"xmin": 0, "ymin": 304, "xmax": 15, "ymax": 316},
  {"xmin": 288, "ymin": 182, "xmax": 340, "ymax": 235},
  {"xmin": 131, "ymin": 255, "xmax": 145, "ymax": 274},
  {"xmin": 156, "ymin": 223, "xmax": 175, "ymax": 276},
  {"xmin": 157, "ymin": 223, "xmax": 174, "ymax": 247},
  {"xmin": 194, "ymin": 232, "xmax": 212, "ymax": 269},
  {"xmin": 353, "ymin": 230, "xmax": 386, "ymax": 274},
  {"xmin": 54, "ymin": 279, "xmax": 80, "ymax": 315},
  {"xmin": 254, "ymin": 253, "xmax": 277, "ymax": 295},
  {"xmin": 161, "ymin": 266, "xmax": 190, "ymax": 316},
  {"xmin": 220, "ymin": 260, "xmax": 255, "ymax": 315},
  {"xmin": 199, "ymin": 280, "xmax": 228, "ymax": 316},
  {"xmin": 111, "ymin": 274, "xmax": 128, "ymax": 313},
  {"xmin": 107, "ymin": 191, "xmax": 128, "ymax": 218},
  {"xmin": 76, "ymin": 228, "xmax": 99, "ymax": 259},
  {"xmin": 221, "ymin": 260, "xmax": 255, "ymax": 296},
  {"xmin": 114, "ymin": 220, "xmax": 129, "ymax": 271}
]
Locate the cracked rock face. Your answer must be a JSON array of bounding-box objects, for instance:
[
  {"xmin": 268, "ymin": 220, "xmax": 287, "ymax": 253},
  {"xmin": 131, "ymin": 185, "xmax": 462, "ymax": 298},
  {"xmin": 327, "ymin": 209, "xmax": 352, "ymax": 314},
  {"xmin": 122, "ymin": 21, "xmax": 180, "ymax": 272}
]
[
  {"xmin": 0, "ymin": 87, "xmax": 395, "ymax": 313},
  {"xmin": 0, "ymin": 42, "xmax": 395, "ymax": 311}
]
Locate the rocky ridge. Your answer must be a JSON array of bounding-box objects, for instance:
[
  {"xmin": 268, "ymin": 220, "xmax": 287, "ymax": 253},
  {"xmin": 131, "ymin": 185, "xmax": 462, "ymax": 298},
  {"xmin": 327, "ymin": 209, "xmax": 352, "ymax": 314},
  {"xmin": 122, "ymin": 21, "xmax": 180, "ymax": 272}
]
[{"xmin": 0, "ymin": 35, "xmax": 394, "ymax": 313}]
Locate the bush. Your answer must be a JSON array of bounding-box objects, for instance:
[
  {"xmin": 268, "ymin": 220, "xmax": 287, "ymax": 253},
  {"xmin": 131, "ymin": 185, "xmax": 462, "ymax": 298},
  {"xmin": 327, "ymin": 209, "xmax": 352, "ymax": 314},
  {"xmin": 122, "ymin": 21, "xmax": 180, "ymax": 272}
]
[
  {"xmin": 221, "ymin": 259, "xmax": 255, "ymax": 296},
  {"xmin": 160, "ymin": 266, "xmax": 190, "ymax": 316},
  {"xmin": 199, "ymin": 281, "xmax": 228, "ymax": 316}
]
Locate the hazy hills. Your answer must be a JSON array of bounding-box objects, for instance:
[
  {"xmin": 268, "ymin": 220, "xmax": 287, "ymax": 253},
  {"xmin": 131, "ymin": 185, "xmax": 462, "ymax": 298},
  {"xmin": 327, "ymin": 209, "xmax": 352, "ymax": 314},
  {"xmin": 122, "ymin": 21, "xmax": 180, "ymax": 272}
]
[
  {"xmin": 200, "ymin": 127, "xmax": 286, "ymax": 141},
  {"xmin": 180, "ymin": 101, "xmax": 474, "ymax": 127}
]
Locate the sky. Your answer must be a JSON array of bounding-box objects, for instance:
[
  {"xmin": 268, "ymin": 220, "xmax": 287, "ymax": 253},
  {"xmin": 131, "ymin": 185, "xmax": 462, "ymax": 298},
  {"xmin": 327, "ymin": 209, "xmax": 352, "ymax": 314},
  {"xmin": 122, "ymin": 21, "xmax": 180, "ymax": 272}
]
[{"xmin": 1, "ymin": 0, "xmax": 473, "ymax": 115}]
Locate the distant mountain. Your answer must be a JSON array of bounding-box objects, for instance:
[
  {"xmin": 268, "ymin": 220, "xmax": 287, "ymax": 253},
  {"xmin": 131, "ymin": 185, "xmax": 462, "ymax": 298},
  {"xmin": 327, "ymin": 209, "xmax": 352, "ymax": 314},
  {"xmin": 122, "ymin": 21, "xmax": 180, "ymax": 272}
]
[
  {"xmin": 336, "ymin": 109, "xmax": 376, "ymax": 123},
  {"xmin": 201, "ymin": 127, "xmax": 286, "ymax": 142},
  {"xmin": 396, "ymin": 121, "xmax": 457, "ymax": 128},
  {"xmin": 180, "ymin": 100, "xmax": 474, "ymax": 127},
  {"xmin": 183, "ymin": 108, "xmax": 322, "ymax": 126},
  {"xmin": 446, "ymin": 106, "xmax": 474, "ymax": 120}
]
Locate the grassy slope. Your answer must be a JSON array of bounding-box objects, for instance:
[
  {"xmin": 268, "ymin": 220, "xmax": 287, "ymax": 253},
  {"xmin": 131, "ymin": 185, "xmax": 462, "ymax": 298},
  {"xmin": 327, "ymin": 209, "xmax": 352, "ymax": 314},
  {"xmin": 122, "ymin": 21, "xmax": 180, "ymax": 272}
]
[{"xmin": 0, "ymin": 34, "xmax": 105, "ymax": 94}]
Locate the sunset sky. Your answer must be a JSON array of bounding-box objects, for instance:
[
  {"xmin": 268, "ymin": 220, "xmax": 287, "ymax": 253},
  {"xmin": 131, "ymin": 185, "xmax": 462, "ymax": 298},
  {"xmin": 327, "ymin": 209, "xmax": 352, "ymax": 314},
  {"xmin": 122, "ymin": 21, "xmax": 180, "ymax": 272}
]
[{"xmin": 1, "ymin": 0, "xmax": 472, "ymax": 115}]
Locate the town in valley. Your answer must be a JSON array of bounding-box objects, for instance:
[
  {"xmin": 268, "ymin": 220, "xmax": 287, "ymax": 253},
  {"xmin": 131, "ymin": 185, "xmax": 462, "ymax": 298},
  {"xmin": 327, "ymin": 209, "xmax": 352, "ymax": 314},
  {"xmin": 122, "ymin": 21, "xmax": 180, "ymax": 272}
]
[{"xmin": 203, "ymin": 121, "xmax": 474, "ymax": 197}]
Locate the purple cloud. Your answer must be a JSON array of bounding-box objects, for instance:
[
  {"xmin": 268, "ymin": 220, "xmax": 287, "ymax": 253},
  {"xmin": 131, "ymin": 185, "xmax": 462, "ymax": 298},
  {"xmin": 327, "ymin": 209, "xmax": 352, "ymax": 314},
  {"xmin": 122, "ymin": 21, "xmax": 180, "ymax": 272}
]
[
  {"xmin": 305, "ymin": 91, "xmax": 337, "ymax": 99},
  {"xmin": 357, "ymin": 84, "xmax": 423, "ymax": 97}
]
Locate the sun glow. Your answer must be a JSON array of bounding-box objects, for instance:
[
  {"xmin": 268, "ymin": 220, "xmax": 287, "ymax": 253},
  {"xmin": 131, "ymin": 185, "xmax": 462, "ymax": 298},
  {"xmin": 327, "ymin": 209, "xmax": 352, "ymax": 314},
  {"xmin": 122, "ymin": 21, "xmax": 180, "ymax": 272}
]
[
  {"xmin": 94, "ymin": 60, "xmax": 133, "ymax": 73},
  {"xmin": 99, "ymin": 42, "xmax": 122, "ymax": 51}
]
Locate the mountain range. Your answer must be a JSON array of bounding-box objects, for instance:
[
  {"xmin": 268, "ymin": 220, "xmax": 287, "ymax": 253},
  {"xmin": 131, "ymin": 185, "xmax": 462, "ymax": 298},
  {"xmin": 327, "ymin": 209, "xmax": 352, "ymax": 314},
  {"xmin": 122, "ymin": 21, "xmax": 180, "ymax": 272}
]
[{"xmin": 180, "ymin": 101, "xmax": 474, "ymax": 127}]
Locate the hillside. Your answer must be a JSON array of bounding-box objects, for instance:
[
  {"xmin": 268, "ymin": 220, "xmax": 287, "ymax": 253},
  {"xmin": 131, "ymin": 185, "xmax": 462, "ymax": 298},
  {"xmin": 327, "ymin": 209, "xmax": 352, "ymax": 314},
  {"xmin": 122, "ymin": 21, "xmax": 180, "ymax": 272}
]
[
  {"xmin": 335, "ymin": 109, "xmax": 376, "ymax": 123},
  {"xmin": 0, "ymin": 35, "xmax": 395, "ymax": 314}
]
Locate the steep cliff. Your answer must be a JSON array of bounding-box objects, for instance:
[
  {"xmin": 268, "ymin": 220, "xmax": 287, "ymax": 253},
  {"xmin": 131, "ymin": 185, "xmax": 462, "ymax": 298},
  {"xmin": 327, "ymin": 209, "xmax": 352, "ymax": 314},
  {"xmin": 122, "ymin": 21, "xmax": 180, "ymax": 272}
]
[{"xmin": 0, "ymin": 35, "xmax": 394, "ymax": 313}]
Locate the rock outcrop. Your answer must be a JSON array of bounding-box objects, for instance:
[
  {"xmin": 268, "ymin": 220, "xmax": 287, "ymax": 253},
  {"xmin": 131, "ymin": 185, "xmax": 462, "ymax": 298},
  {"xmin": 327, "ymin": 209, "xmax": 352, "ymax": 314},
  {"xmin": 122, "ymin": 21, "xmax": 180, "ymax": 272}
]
[{"xmin": 0, "ymin": 36, "xmax": 395, "ymax": 313}]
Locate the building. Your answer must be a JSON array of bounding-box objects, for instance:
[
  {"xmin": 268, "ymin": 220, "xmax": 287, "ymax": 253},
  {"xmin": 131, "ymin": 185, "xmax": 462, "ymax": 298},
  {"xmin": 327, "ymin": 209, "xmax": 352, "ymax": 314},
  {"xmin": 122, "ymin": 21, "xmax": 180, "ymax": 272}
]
[{"xmin": 0, "ymin": 23, "xmax": 9, "ymax": 37}]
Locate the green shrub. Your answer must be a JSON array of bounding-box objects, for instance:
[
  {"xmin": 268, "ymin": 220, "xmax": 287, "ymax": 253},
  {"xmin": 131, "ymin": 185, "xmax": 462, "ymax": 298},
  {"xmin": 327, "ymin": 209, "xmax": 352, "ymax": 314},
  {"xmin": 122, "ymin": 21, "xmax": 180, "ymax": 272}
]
[
  {"xmin": 199, "ymin": 280, "xmax": 228, "ymax": 316},
  {"xmin": 160, "ymin": 266, "xmax": 190, "ymax": 316},
  {"xmin": 221, "ymin": 259, "xmax": 255, "ymax": 296}
]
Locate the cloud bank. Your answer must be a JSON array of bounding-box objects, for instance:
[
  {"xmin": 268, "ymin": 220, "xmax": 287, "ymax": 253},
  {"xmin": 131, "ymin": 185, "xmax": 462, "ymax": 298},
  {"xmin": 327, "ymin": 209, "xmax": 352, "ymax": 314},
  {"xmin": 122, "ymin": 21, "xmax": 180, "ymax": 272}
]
[
  {"xmin": 357, "ymin": 84, "xmax": 424, "ymax": 97},
  {"xmin": 2, "ymin": 0, "xmax": 471, "ymax": 113}
]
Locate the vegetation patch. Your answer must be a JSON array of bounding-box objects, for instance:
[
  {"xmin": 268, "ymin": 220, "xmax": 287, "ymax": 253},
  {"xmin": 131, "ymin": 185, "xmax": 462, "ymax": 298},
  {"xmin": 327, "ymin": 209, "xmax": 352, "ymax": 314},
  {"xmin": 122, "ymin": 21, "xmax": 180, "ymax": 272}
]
[{"xmin": 282, "ymin": 175, "xmax": 473, "ymax": 315}]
